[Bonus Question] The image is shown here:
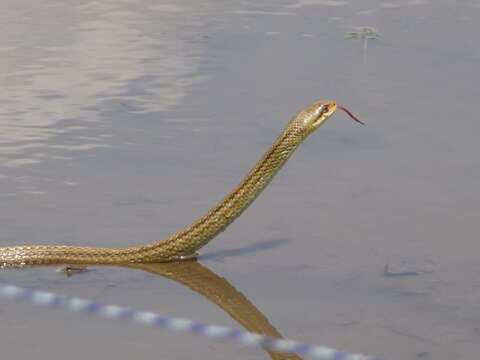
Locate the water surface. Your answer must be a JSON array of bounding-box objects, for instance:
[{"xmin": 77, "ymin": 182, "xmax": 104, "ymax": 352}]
[{"xmin": 1, "ymin": 1, "xmax": 480, "ymax": 359}]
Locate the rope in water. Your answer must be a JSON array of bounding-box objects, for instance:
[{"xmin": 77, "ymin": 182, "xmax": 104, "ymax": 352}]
[{"xmin": 0, "ymin": 283, "xmax": 380, "ymax": 360}]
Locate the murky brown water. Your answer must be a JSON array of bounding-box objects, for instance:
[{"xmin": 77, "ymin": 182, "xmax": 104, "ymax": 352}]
[{"xmin": 1, "ymin": 1, "xmax": 480, "ymax": 359}]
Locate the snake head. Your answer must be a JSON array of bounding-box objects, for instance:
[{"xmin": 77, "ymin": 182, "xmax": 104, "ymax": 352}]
[
  {"xmin": 295, "ymin": 100, "xmax": 364, "ymax": 138},
  {"xmin": 294, "ymin": 101, "xmax": 337, "ymax": 137}
]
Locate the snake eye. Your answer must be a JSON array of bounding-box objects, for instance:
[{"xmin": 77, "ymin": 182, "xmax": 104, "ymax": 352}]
[{"xmin": 318, "ymin": 105, "xmax": 328, "ymax": 116}]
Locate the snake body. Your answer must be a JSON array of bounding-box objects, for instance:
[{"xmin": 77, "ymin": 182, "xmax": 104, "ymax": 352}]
[{"xmin": 0, "ymin": 101, "xmax": 361, "ymax": 266}]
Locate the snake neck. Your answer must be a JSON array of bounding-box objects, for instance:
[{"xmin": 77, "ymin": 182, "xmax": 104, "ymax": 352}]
[{"xmin": 134, "ymin": 120, "xmax": 307, "ymax": 262}]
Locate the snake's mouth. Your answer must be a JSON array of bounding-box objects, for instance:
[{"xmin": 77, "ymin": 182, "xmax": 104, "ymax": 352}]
[{"xmin": 337, "ymin": 105, "xmax": 365, "ymax": 125}]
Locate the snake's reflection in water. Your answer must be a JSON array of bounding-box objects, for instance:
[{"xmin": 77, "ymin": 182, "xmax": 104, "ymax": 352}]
[{"xmin": 46, "ymin": 259, "xmax": 303, "ymax": 360}]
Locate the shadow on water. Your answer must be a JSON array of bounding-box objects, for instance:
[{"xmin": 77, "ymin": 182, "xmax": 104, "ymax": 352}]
[{"xmin": 199, "ymin": 238, "xmax": 292, "ymax": 261}]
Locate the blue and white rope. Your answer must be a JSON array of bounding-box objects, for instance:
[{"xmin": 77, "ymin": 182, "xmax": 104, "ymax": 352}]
[{"xmin": 0, "ymin": 283, "xmax": 380, "ymax": 360}]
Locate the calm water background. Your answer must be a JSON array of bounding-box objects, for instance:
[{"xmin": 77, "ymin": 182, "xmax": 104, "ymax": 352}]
[{"xmin": 1, "ymin": 1, "xmax": 480, "ymax": 359}]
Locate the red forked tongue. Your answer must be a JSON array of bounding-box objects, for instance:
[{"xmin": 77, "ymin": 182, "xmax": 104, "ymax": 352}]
[{"xmin": 337, "ymin": 105, "xmax": 365, "ymax": 125}]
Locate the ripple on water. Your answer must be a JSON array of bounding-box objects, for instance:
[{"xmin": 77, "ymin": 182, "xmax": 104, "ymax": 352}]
[{"xmin": 0, "ymin": 1, "xmax": 226, "ymax": 168}]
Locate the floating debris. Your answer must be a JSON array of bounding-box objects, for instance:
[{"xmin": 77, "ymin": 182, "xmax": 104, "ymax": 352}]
[{"xmin": 383, "ymin": 260, "xmax": 435, "ymax": 277}]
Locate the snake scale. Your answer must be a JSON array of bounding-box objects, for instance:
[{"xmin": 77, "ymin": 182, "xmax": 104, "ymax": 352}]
[{"xmin": 0, "ymin": 101, "xmax": 362, "ymax": 266}]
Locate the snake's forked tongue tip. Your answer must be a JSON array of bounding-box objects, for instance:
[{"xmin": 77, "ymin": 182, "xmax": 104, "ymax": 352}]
[{"xmin": 337, "ymin": 105, "xmax": 365, "ymax": 125}]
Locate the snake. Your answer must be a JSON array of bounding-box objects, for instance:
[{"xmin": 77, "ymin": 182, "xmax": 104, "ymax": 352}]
[{"xmin": 0, "ymin": 101, "xmax": 362, "ymax": 266}]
